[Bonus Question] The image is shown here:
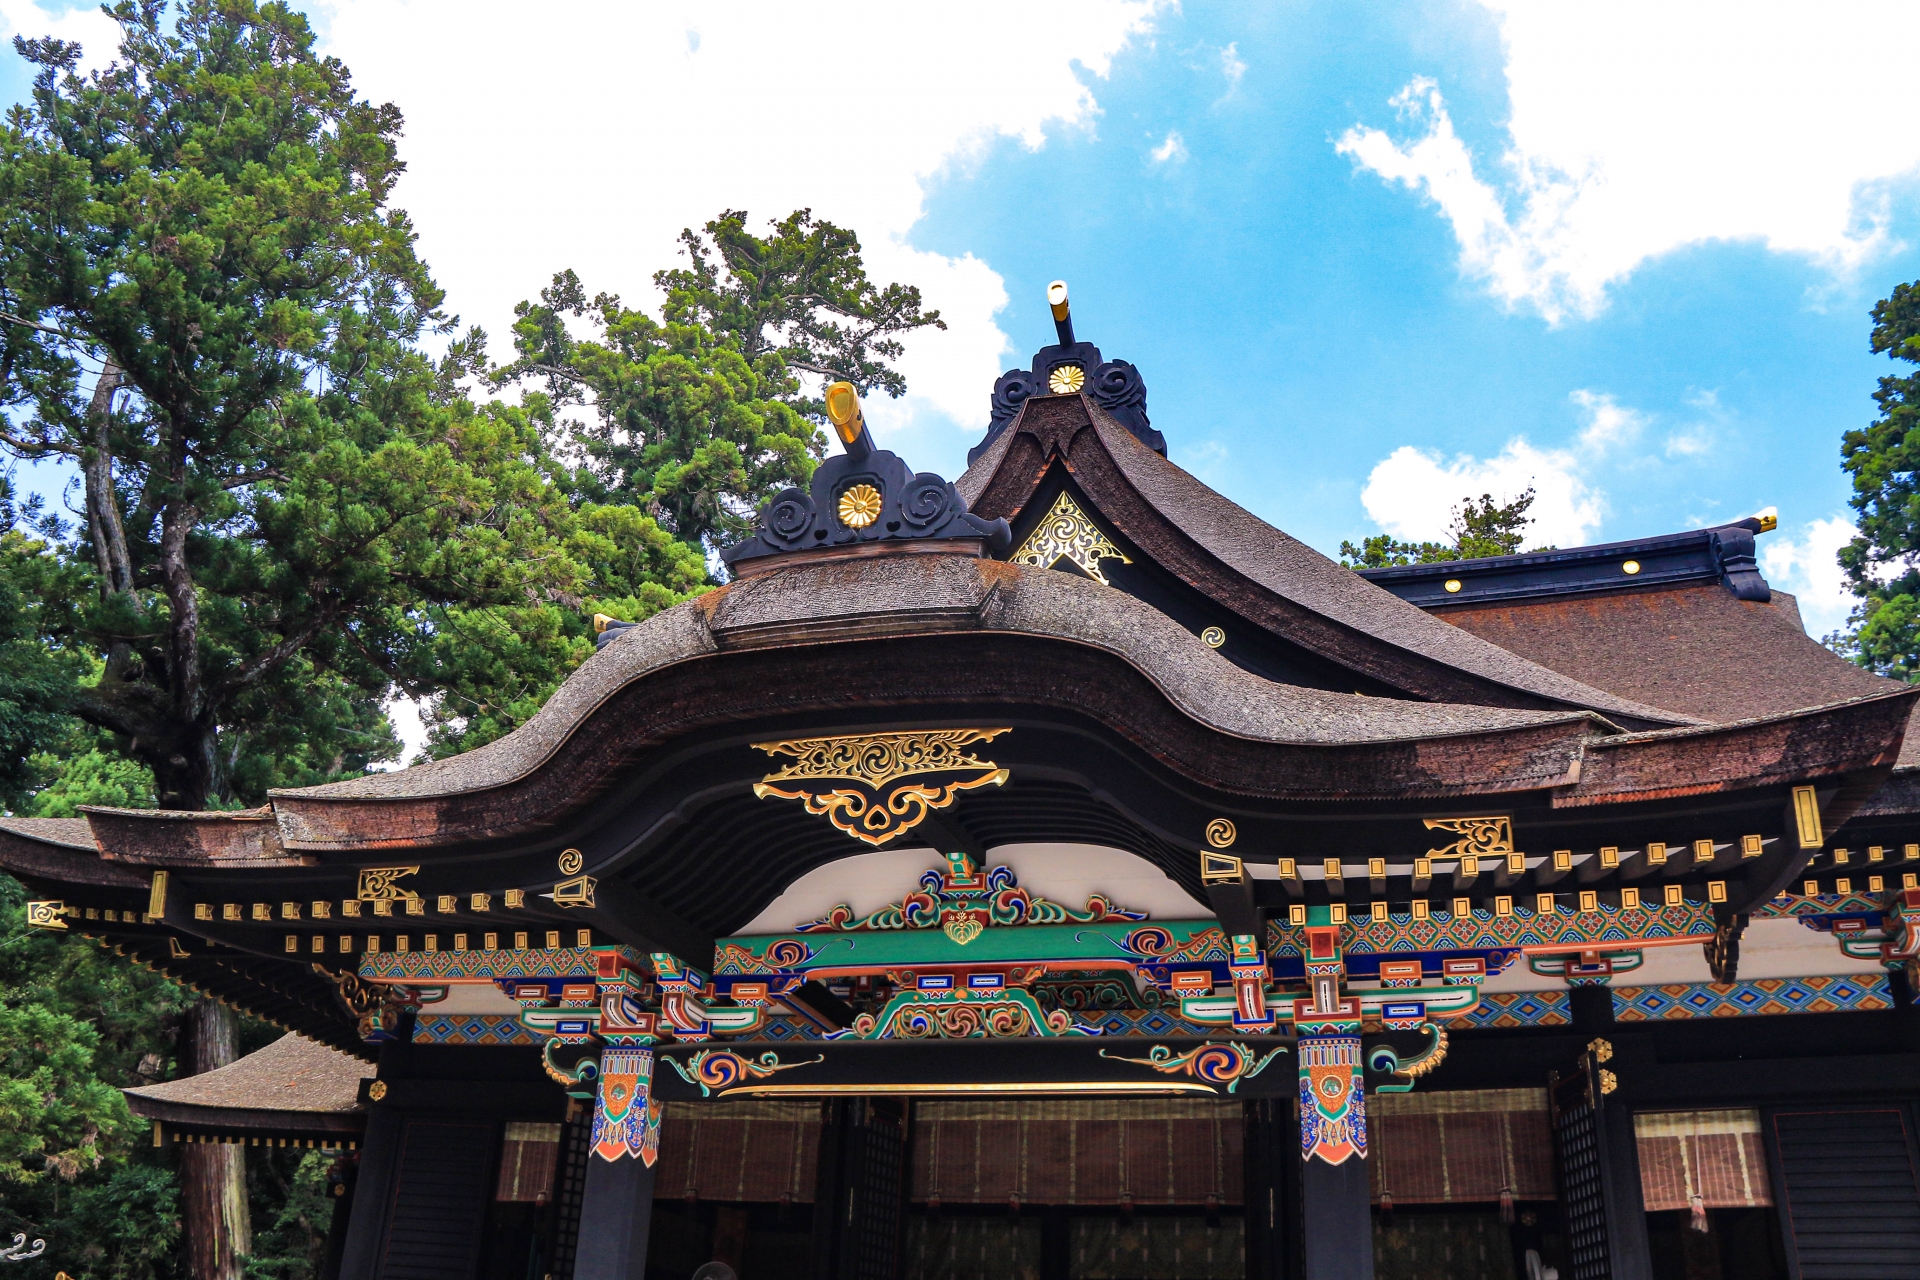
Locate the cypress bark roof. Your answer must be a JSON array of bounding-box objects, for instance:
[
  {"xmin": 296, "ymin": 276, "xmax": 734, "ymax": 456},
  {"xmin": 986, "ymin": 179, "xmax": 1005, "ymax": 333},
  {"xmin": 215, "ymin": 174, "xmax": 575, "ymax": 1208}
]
[
  {"xmin": 1428, "ymin": 583, "xmax": 1894, "ymax": 727},
  {"xmin": 958, "ymin": 395, "xmax": 1699, "ymax": 727},
  {"xmin": 123, "ymin": 1033, "xmax": 370, "ymax": 1129}
]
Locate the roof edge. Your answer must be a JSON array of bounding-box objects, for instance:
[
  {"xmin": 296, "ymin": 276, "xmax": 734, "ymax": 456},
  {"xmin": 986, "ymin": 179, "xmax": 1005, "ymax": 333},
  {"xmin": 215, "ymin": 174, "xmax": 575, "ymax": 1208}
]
[{"xmin": 1359, "ymin": 519, "xmax": 1772, "ymax": 608}]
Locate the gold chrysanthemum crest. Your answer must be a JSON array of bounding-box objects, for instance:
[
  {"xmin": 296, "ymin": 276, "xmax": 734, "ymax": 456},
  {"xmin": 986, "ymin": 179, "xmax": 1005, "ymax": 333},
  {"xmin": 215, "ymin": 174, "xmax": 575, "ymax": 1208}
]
[{"xmin": 836, "ymin": 483, "xmax": 883, "ymax": 529}]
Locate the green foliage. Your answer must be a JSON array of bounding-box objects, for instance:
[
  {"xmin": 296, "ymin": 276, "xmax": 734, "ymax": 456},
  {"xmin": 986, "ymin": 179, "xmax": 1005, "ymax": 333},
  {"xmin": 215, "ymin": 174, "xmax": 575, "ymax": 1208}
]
[
  {"xmin": 23, "ymin": 748, "xmax": 155, "ymax": 816},
  {"xmin": 499, "ymin": 269, "xmax": 820, "ymax": 548},
  {"xmin": 655, "ymin": 208, "xmax": 945, "ymax": 407},
  {"xmin": 244, "ymin": 1150, "xmax": 333, "ymax": 1280},
  {"xmin": 1340, "ymin": 489, "xmax": 1549, "ymax": 568},
  {"xmin": 0, "ymin": 484, "xmax": 89, "ymax": 810},
  {"xmin": 497, "ymin": 210, "xmax": 942, "ymax": 550},
  {"xmin": 1839, "ymin": 280, "xmax": 1920, "ymax": 678},
  {"xmin": 0, "ymin": 873, "xmax": 193, "ymax": 1280},
  {"xmin": 0, "ymin": 1001, "xmax": 132, "ymax": 1183},
  {"xmin": 51, "ymin": 1163, "xmax": 182, "ymax": 1280},
  {"xmin": 0, "ymin": 0, "xmax": 718, "ymax": 789}
]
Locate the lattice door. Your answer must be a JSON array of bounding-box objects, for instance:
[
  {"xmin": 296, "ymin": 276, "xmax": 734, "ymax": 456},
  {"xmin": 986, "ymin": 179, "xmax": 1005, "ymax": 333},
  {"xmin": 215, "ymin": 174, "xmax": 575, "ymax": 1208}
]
[{"xmin": 1552, "ymin": 1067, "xmax": 1611, "ymax": 1280}]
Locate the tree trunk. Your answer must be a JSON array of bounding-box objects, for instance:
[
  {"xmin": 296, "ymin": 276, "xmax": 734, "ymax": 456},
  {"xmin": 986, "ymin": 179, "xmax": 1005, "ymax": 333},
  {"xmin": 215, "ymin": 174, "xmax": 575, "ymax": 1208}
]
[
  {"xmin": 80, "ymin": 361, "xmax": 133, "ymax": 598},
  {"xmin": 181, "ymin": 1000, "xmax": 251, "ymax": 1280}
]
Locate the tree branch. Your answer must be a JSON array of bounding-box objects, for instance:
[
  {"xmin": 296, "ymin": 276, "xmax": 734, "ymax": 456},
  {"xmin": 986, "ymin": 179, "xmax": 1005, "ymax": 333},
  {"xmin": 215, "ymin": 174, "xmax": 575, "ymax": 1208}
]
[
  {"xmin": 0, "ymin": 427, "xmax": 81, "ymax": 457},
  {"xmin": 0, "ymin": 309, "xmax": 89, "ymax": 344}
]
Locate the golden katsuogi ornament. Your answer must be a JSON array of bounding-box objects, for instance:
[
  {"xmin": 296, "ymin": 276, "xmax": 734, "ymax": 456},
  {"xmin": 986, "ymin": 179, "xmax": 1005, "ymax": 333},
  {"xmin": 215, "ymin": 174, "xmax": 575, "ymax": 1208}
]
[
  {"xmin": 1048, "ymin": 363, "xmax": 1086, "ymax": 394},
  {"xmin": 837, "ymin": 483, "xmax": 883, "ymax": 529}
]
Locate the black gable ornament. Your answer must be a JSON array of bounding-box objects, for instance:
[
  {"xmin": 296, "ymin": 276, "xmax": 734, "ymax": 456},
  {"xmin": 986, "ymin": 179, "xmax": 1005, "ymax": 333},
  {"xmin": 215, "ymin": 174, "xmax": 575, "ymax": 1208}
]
[
  {"xmin": 722, "ymin": 382, "xmax": 1011, "ymax": 572},
  {"xmin": 970, "ymin": 280, "xmax": 1164, "ymax": 464}
]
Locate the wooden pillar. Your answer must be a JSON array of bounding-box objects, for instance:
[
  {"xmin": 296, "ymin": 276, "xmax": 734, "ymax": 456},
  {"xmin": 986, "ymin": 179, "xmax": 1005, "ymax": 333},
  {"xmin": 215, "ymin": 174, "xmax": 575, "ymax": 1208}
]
[
  {"xmin": 1599, "ymin": 1098, "xmax": 1653, "ymax": 1280},
  {"xmin": 1244, "ymin": 1098, "xmax": 1303, "ymax": 1280},
  {"xmin": 1550, "ymin": 1041, "xmax": 1652, "ymax": 1280},
  {"xmin": 335, "ymin": 1100, "xmax": 404, "ymax": 1280},
  {"xmin": 811, "ymin": 1099, "xmax": 908, "ymax": 1280},
  {"xmin": 1295, "ymin": 1011, "xmax": 1374, "ymax": 1280},
  {"xmin": 811, "ymin": 1100, "xmax": 849, "ymax": 1280},
  {"xmin": 572, "ymin": 1145, "xmax": 660, "ymax": 1280},
  {"xmin": 316, "ymin": 1155, "xmax": 356, "ymax": 1280},
  {"xmin": 1301, "ymin": 1150, "xmax": 1373, "ymax": 1280}
]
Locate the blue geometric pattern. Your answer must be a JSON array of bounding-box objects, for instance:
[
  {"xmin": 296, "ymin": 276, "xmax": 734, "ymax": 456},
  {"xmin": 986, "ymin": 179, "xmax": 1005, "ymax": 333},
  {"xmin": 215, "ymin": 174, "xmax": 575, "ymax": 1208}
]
[
  {"xmin": 1448, "ymin": 991, "xmax": 1571, "ymax": 1028},
  {"xmin": 1612, "ymin": 975, "xmax": 1892, "ymax": 1021},
  {"xmin": 411, "ymin": 1014, "xmax": 541, "ymax": 1046}
]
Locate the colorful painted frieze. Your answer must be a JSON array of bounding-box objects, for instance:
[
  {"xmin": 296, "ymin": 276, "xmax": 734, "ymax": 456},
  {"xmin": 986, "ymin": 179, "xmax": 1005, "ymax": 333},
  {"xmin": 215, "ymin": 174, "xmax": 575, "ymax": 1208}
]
[
  {"xmin": 411, "ymin": 1014, "xmax": 542, "ymax": 1047},
  {"xmin": 1612, "ymin": 975, "xmax": 1893, "ymax": 1021}
]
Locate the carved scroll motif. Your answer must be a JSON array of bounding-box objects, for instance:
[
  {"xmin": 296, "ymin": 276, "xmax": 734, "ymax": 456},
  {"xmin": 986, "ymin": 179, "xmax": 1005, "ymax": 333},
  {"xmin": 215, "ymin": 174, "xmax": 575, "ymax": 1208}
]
[
  {"xmin": 1009, "ymin": 491, "xmax": 1132, "ymax": 585},
  {"xmin": 356, "ymin": 866, "xmax": 422, "ymax": 902},
  {"xmin": 1423, "ymin": 816, "xmax": 1513, "ymax": 860},
  {"xmin": 752, "ymin": 729, "xmax": 1011, "ymax": 846}
]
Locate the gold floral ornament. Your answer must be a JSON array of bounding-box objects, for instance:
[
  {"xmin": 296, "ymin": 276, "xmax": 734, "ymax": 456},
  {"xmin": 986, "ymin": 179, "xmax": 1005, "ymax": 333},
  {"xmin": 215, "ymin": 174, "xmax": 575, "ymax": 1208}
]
[
  {"xmin": 1048, "ymin": 363, "xmax": 1086, "ymax": 394},
  {"xmin": 837, "ymin": 483, "xmax": 883, "ymax": 529},
  {"xmin": 1009, "ymin": 491, "xmax": 1132, "ymax": 586},
  {"xmin": 753, "ymin": 729, "xmax": 1011, "ymax": 846}
]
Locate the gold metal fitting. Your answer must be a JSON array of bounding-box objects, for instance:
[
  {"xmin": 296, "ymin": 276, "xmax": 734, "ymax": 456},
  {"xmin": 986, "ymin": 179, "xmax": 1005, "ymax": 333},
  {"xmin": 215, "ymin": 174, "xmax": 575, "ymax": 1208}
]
[
  {"xmin": 592, "ymin": 613, "xmax": 624, "ymax": 634},
  {"xmin": 825, "ymin": 381, "xmax": 865, "ymax": 447},
  {"xmin": 1753, "ymin": 506, "xmax": 1778, "ymax": 532},
  {"xmin": 1047, "ymin": 280, "xmax": 1070, "ymax": 322}
]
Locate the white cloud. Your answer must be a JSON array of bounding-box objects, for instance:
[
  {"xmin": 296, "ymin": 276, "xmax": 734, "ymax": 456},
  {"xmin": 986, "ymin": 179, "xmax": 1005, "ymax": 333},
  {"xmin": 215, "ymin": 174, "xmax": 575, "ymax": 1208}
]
[
  {"xmin": 1360, "ymin": 437, "xmax": 1603, "ymax": 549},
  {"xmin": 1664, "ymin": 429, "xmax": 1711, "ymax": 458},
  {"xmin": 1175, "ymin": 438, "xmax": 1228, "ymax": 483},
  {"xmin": 1219, "ymin": 42, "xmax": 1246, "ymax": 91},
  {"xmin": 1338, "ymin": 4, "xmax": 1920, "ymax": 321},
  {"xmin": 1150, "ymin": 130, "xmax": 1188, "ymax": 164},
  {"xmin": 1569, "ymin": 388, "xmax": 1644, "ymax": 452},
  {"xmin": 311, "ymin": 1, "xmax": 1161, "ymax": 437},
  {"xmin": 1760, "ymin": 515, "xmax": 1858, "ymax": 638},
  {"xmin": 0, "ymin": 0, "xmax": 119, "ymax": 70},
  {"xmin": 375, "ymin": 692, "xmax": 430, "ymax": 771}
]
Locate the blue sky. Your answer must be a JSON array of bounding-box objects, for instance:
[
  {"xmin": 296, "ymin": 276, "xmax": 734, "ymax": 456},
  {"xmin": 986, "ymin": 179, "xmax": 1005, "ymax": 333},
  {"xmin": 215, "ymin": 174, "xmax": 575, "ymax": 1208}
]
[{"xmin": 6, "ymin": 1, "xmax": 1920, "ymax": 638}]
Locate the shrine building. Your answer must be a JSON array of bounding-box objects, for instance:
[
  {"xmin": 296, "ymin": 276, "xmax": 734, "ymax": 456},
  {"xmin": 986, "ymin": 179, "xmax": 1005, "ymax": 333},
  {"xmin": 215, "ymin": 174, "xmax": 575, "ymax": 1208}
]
[{"xmin": 7, "ymin": 283, "xmax": 1920, "ymax": 1280}]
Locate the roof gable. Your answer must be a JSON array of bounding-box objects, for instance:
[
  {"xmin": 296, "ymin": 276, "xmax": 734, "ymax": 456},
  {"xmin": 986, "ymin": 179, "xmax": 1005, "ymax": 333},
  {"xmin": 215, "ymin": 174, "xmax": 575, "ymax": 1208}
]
[{"xmin": 958, "ymin": 393, "xmax": 1696, "ymax": 729}]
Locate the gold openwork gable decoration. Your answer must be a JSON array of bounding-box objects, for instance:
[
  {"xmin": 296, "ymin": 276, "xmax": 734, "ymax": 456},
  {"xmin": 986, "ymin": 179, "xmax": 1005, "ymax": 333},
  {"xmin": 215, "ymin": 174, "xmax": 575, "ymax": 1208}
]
[
  {"xmin": 357, "ymin": 867, "xmax": 422, "ymax": 901},
  {"xmin": 752, "ymin": 729, "xmax": 1011, "ymax": 846},
  {"xmin": 1423, "ymin": 816, "xmax": 1513, "ymax": 860},
  {"xmin": 1009, "ymin": 491, "xmax": 1132, "ymax": 586}
]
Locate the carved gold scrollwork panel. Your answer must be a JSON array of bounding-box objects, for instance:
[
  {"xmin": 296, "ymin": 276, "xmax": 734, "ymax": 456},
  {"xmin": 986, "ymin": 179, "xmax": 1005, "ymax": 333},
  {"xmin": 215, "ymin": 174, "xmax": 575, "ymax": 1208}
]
[
  {"xmin": 1009, "ymin": 491, "xmax": 1132, "ymax": 585},
  {"xmin": 752, "ymin": 729, "xmax": 1011, "ymax": 846},
  {"xmin": 1423, "ymin": 816, "xmax": 1513, "ymax": 860}
]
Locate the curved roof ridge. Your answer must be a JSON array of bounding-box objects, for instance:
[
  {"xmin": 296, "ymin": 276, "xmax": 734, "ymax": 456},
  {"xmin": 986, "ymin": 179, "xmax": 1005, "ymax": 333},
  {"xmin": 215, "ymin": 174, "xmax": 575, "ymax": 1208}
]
[
  {"xmin": 274, "ymin": 554, "xmax": 1607, "ymax": 806},
  {"xmin": 274, "ymin": 600, "xmax": 720, "ymax": 802},
  {"xmin": 970, "ymin": 405, "xmax": 1703, "ymax": 727}
]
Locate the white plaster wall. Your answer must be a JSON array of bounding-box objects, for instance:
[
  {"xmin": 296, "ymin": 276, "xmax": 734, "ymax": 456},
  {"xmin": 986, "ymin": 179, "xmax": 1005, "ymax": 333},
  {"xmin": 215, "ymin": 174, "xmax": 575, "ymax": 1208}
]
[{"xmin": 736, "ymin": 842, "xmax": 1208, "ymax": 935}]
